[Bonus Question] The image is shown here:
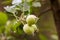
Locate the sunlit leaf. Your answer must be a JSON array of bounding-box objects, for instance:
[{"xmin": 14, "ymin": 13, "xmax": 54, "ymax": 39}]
[
  {"xmin": 4, "ymin": 5, "xmax": 16, "ymax": 13},
  {"xmin": 12, "ymin": 0, "xmax": 22, "ymax": 5},
  {"xmin": 5, "ymin": 21, "xmax": 12, "ymax": 34},
  {"xmin": 0, "ymin": 12, "xmax": 8, "ymax": 26},
  {"xmin": 12, "ymin": 20, "xmax": 21, "ymax": 31},
  {"xmin": 16, "ymin": 22, "xmax": 24, "ymax": 35}
]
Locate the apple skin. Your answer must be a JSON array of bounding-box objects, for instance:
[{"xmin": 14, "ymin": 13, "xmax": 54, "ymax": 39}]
[
  {"xmin": 23, "ymin": 24, "xmax": 34, "ymax": 35},
  {"xmin": 26, "ymin": 15, "xmax": 37, "ymax": 25},
  {"xmin": 32, "ymin": 24, "xmax": 37, "ymax": 31}
]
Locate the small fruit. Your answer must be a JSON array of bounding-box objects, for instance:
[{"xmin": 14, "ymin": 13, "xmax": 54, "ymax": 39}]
[
  {"xmin": 32, "ymin": 24, "xmax": 38, "ymax": 31},
  {"xmin": 23, "ymin": 24, "xmax": 34, "ymax": 35},
  {"xmin": 26, "ymin": 15, "xmax": 37, "ymax": 25}
]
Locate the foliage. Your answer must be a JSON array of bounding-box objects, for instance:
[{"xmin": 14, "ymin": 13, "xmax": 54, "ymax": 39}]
[
  {"xmin": 3, "ymin": 0, "xmax": 41, "ymax": 35},
  {"xmin": 0, "ymin": 0, "xmax": 58, "ymax": 40},
  {"xmin": 0, "ymin": 12, "xmax": 8, "ymax": 26}
]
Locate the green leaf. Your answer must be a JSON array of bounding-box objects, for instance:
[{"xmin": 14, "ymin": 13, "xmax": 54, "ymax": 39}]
[
  {"xmin": 11, "ymin": 20, "xmax": 21, "ymax": 32},
  {"xmin": 0, "ymin": 12, "xmax": 8, "ymax": 26},
  {"xmin": 0, "ymin": 26, "xmax": 5, "ymax": 34},
  {"xmin": 5, "ymin": 21, "xmax": 12, "ymax": 35},
  {"xmin": 16, "ymin": 23, "xmax": 24, "ymax": 35},
  {"xmin": 24, "ymin": 11, "xmax": 29, "ymax": 15},
  {"xmin": 11, "ymin": 19, "xmax": 23, "ymax": 35},
  {"xmin": 5, "ymin": 19, "xmax": 24, "ymax": 35},
  {"xmin": 16, "ymin": 28, "xmax": 23, "ymax": 35}
]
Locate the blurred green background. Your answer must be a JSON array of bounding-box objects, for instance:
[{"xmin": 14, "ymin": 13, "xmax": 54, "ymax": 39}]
[{"xmin": 0, "ymin": 0, "xmax": 58, "ymax": 40}]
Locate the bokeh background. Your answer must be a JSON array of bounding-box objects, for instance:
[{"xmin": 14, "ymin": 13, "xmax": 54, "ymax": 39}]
[{"xmin": 0, "ymin": 0, "xmax": 59, "ymax": 40}]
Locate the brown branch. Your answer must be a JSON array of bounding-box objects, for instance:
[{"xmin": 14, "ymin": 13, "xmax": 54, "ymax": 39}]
[{"xmin": 50, "ymin": 0, "xmax": 60, "ymax": 40}]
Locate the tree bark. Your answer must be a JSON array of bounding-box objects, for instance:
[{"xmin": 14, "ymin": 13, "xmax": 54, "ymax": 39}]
[{"xmin": 50, "ymin": 0, "xmax": 60, "ymax": 40}]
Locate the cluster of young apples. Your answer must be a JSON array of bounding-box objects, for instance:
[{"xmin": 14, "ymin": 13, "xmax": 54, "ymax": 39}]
[{"xmin": 23, "ymin": 15, "xmax": 38, "ymax": 35}]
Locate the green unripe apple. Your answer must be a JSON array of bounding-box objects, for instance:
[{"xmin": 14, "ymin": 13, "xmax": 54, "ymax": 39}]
[
  {"xmin": 23, "ymin": 24, "xmax": 34, "ymax": 35},
  {"xmin": 32, "ymin": 24, "xmax": 38, "ymax": 31},
  {"xmin": 26, "ymin": 15, "xmax": 37, "ymax": 25}
]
